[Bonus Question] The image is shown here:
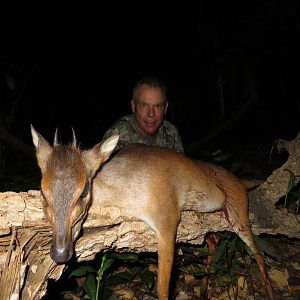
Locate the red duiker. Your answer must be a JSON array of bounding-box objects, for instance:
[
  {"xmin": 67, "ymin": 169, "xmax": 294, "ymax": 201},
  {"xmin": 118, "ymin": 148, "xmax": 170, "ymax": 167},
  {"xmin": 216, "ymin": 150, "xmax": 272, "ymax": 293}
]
[{"xmin": 31, "ymin": 126, "xmax": 274, "ymax": 300}]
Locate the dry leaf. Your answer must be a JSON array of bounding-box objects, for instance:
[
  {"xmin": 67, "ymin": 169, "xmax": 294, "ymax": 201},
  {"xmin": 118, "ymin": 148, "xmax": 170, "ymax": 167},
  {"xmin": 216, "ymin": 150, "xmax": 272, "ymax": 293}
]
[{"xmin": 268, "ymin": 268, "xmax": 289, "ymax": 290}]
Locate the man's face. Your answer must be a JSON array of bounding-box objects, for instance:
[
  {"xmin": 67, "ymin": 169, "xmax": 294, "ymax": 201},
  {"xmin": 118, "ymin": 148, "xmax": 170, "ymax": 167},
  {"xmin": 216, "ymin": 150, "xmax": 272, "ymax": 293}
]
[{"xmin": 131, "ymin": 84, "xmax": 168, "ymax": 135}]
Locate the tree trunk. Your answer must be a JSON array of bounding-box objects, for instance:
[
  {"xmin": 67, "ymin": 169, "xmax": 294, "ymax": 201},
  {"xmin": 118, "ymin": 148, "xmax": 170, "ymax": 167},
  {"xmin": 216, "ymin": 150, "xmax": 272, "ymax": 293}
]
[{"xmin": 0, "ymin": 133, "xmax": 300, "ymax": 300}]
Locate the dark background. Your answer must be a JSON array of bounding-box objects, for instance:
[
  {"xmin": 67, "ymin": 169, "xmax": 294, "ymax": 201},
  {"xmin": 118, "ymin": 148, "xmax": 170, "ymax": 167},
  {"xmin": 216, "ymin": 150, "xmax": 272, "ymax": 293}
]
[{"xmin": 0, "ymin": 1, "xmax": 300, "ymax": 189}]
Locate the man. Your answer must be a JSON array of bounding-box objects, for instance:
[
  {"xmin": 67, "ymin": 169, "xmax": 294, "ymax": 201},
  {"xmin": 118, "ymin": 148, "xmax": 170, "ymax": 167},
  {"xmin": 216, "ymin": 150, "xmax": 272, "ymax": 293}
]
[{"xmin": 103, "ymin": 76, "xmax": 184, "ymax": 153}]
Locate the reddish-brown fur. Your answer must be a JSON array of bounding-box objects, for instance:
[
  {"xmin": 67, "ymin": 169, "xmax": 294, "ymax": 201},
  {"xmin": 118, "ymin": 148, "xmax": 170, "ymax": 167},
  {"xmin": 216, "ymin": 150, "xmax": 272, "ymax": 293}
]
[{"xmin": 31, "ymin": 126, "xmax": 274, "ymax": 300}]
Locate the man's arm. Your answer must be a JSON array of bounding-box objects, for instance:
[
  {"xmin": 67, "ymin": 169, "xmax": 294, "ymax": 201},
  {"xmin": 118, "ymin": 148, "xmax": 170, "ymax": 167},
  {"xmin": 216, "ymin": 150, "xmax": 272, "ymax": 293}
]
[
  {"xmin": 161, "ymin": 120, "xmax": 185, "ymax": 154},
  {"xmin": 173, "ymin": 130, "xmax": 185, "ymax": 154}
]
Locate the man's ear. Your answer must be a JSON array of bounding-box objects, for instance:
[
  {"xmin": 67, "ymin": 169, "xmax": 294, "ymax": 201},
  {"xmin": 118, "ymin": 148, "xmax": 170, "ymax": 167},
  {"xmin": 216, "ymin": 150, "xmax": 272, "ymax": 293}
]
[
  {"xmin": 82, "ymin": 135, "xmax": 119, "ymax": 177},
  {"xmin": 164, "ymin": 101, "xmax": 169, "ymax": 115},
  {"xmin": 131, "ymin": 99, "xmax": 136, "ymax": 113}
]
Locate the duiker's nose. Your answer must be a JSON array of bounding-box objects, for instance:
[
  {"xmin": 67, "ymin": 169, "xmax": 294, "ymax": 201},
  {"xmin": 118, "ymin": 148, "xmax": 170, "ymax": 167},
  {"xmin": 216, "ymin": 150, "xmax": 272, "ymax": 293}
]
[{"xmin": 50, "ymin": 247, "xmax": 72, "ymax": 263}]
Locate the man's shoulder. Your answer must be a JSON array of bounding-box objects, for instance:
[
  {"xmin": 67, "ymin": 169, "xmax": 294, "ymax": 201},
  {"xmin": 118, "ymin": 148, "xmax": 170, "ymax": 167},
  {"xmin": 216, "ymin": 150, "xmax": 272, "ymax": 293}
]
[
  {"xmin": 159, "ymin": 119, "xmax": 184, "ymax": 153},
  {"xmin": 162, "ymin": 119, "xmax": 180, "ymax": 132},
  {"xmin": 103, "ymin": 114, "xmax": 135, "ymax": 140},
  {"xmin": 111, "ymin": 114, "xmax": 134, "ymax": 127},
  {"xmin": 105, "ymin": 115, "xmax": 135, "ymax": 132}
]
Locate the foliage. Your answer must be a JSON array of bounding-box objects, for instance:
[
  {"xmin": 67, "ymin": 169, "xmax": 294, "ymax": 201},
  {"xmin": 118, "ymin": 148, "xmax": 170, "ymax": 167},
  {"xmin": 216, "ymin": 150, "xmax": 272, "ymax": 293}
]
[
  {"xmin": 59, "ymin": 231, "xmax": 279, "ymax": 299},
  {"xmin": 69, "ymin": 252, "xmax": 155, "ymax": 299},
  {"xmin": 178, "ymin": 232, "xmax": 277, "ymax": 290}
]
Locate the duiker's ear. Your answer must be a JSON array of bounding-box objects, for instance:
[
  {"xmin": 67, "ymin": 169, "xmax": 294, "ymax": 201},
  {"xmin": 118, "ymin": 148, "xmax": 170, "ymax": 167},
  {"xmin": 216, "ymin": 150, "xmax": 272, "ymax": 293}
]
[
  {"xmin": 83, "ymin": 135, "xmax": 119, "ymax": 176},
  {"xmin": 31, "ymin": 125, "xmax": 53, "ymax": 173}
]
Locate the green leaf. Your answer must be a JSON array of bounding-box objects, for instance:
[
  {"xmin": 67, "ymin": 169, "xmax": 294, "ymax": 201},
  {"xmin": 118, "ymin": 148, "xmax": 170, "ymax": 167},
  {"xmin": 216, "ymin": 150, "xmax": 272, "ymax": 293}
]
[
  {"xmin": 192, "ymin": 264, "xmax": 206, "ymax": 277},
  {"xmin": 108, "ymin": 253, "xmax": 139, "ymax": 261},
  {"xmin": 226, "ymin": 237, "xmax": 237, "ymax": 263},
  {"xmin": 138, "ymin": 269, "xmax": 155, "ymax": 290},
  {"xmin": 98, "ymin": 255, "xmax": 114, "ymax": 279},
  {"xmin": 69, "ymin": 265, "xmax": 97, "ymax": 278},
  {"xmin": 230, "ymin": 259, "xmax": 245, "ymax": 269},
  {"xmin": 101, "ymin": 258, "xmax": 114, "ymax": 273},
  {"xmin": 105, "ymin": 271, "xmax": 134, "ymax": 286},
  {"xmin": 254, "ymin": 235, "xmax": 278, "ymax": 258},
  {"xmin": 107, "ymin": 295, "xmax": 118, "ymax": 300},
  {"xmin": 212, "ymin": 239, "xmax": 227, "ymax": 265},
  {"xmin": 84, "ymin": 273, "xmax": 97, "ymax": 300},
  {"xmin": 217, "ymin": 274, "xmax": 235, "ymax": 287}
]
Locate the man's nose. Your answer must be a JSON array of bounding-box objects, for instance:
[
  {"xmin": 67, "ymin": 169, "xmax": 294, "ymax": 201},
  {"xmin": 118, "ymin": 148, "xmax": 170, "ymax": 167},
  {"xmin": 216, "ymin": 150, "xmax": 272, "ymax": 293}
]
[{"xmin": 147, "ymin": 106, "xmax": 155, "ymax": 116}]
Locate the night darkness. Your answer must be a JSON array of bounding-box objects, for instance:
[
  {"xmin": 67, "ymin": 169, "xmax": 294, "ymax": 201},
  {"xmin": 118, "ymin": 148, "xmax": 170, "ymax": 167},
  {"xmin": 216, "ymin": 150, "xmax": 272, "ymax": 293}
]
[{"xmin": 1, "ymin": 1, "xmax": 300, "ymax": 189}]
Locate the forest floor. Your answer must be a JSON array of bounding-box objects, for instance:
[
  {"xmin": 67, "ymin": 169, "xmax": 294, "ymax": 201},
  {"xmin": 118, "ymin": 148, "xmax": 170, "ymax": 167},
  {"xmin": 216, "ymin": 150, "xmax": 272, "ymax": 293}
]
[{"xmin": 45, "ymin": 234, "xmax": 300, "ymax": 300}]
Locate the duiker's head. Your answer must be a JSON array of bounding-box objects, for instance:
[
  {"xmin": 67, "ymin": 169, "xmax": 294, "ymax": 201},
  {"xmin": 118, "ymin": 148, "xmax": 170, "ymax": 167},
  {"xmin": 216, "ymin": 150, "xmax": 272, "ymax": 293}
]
[{"xmin": 31, "ymin": 125, "xmax": 119, "ymax": 263}]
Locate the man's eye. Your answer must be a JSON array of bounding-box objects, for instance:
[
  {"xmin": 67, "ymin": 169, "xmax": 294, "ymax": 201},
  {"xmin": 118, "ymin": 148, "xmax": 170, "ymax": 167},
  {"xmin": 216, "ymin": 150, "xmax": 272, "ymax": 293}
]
[
  {"xmin": 157, "ymin": 103, "xmax": 166, "ymax": 109},
  {"xmin": 81, "ymin": 181, "xmax": 89, "ymax": 198}
]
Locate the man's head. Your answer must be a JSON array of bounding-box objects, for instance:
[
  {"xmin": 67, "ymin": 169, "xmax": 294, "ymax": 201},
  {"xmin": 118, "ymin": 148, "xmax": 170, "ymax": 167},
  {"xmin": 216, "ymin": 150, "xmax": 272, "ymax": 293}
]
[{"xmin": 131, "ymin": 77, "xmax": 168, "ymax": 135}]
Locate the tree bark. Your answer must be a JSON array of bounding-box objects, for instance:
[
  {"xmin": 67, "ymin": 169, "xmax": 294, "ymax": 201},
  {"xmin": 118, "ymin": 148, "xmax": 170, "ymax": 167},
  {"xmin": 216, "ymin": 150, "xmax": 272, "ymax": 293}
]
[{"xmin": 0, "ymin": 133, "xmax": 299, "ymax": 300}]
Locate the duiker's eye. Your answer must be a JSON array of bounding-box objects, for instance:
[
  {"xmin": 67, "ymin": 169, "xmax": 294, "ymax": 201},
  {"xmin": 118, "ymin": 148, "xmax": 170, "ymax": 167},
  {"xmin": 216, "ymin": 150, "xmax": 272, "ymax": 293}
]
[{"xmin": 81, "ymin": 181, "xmax": 89, "ymax": 198}]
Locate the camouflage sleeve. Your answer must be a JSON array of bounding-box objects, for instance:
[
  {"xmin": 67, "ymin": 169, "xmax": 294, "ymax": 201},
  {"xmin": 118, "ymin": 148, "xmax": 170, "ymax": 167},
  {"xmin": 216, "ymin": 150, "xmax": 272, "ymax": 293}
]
[
  {"xmin": 172, "ymin": 128, "xmax": 185, "ymax": 154},
  {"xmin": 103, "ymin": 125, "xmax": 119, "ymax": 140},
  {"xmin": 162, "ymin": 120, "xmax": 185, "ymax": 154}
]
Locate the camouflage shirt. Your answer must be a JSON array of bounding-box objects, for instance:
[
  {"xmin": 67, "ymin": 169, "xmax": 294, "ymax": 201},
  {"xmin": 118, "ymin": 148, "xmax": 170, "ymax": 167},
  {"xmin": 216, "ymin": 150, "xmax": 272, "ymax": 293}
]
[{"xmin": 103, "ymin": 114, "xmax": 184, "ymax": 153}]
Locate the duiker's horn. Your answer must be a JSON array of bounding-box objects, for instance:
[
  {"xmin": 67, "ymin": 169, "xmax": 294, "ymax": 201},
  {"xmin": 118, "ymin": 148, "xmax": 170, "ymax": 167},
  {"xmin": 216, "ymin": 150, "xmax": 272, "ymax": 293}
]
[{"xmin": 71, "ymin": 127, "xmax": 77, "ymax": 147}]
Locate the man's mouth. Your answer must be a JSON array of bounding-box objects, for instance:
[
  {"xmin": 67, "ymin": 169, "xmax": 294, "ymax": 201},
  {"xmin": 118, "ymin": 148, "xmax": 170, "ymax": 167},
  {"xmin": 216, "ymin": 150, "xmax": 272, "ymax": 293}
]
[{"xmin": 145, "ymin": 121, "xmax": 156, "ymax": 127}]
